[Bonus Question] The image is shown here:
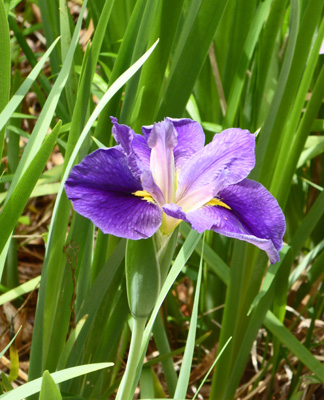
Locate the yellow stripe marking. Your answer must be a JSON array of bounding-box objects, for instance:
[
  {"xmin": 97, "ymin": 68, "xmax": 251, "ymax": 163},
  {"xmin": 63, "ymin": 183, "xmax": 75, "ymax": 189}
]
[
  {"xmin": 133, "ymin": 190, "xmax": 155, "ymax": 204},
  {"xmin": 205, "ymin": 198, "xmax": 231, "ymax": 210}
]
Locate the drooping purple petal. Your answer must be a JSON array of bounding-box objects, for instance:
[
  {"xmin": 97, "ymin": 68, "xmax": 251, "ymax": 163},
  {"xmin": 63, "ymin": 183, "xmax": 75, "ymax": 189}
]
[
  {"xmin": 65, "ymin": 148, "xmax": 162, "ymax": 239},
  {"xmin": 142, "ymin": 118, "xmax": 205, "ymax": 171},
  {"xmin": 164, "ymin": 179, "xmax": 285, "ymax": 263},
  {"xmin": 111, "ymin": 117, "xmax": 151, "ymax": 177},
  {"xmin": 176, "ymin": 129, "xmax": 256, "ymax": 205}
]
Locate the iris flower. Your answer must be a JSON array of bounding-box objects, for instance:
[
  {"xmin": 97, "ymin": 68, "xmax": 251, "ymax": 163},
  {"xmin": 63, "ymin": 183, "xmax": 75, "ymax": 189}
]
[{"xmin": 65, "ymin": 117, "xmax": 285, "ymax": 263}]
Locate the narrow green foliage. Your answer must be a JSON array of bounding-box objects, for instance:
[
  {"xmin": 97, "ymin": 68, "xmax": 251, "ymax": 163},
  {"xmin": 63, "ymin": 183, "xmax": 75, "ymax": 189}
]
[
  {"xmin": 0, "ymin": 38, "xmax": 60, "ymax": 132},
  {"xmin": 39, "ymin": 371, "xmax": 62, "ymax": 400},
  {"xmin": 158, "ymin": 0, "xmax": 230, "ymax": 118},
  {"xmin": 0, "ymin": 364, "xmax": 113, "ymax": 400},
  {"xmin": 264, "ymin": 311, "xmax": 324, "ymax": 382},
  {"xmin": 174, "ymin": 236, "xmax": 204, "ymax": 399},
  {"xmin": 0, "ymin": 122, "xmax": 60, "ymax": 255},
  {"xmin": 224, "ymin": 0, "xmax": 272, "ymax": 128},
  {"xmin": 0, "ymin": 0, "xmax": 11, "ymax": 161},
  {"xmin": 0, "ymin": 328, "xmax": 21, "ymax": 359},
  {"xmin": 59, "ymin": 0, "xmax": 77, "ymax": 116}
]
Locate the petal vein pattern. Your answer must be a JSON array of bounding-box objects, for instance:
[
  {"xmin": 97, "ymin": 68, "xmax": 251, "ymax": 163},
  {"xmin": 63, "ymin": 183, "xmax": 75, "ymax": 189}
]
[{"xmin": 65, "ymin": 117, "xmax": 285, "ymax": 263}]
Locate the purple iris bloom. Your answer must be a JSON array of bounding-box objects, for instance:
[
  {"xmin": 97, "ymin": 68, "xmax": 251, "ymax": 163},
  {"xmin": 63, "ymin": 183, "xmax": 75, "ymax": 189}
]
[{"xmin": 65, "ymin": 117, "xmax": 285, "ymax": 264}]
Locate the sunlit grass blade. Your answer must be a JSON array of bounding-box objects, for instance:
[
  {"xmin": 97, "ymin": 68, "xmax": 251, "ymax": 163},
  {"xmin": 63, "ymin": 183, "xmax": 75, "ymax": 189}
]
[
  {"xmin": 0, "ymin": 37, "xmax": 60, "ymax": 132},
  {"xmin": 0, "ymin": 363, "xmax": 113, "ymax": 400},
  {"xmin": 174, "ymin": 235, "xmax": 204, "ymax": 399},
  {"xmin": 192, "ymin": 337, "xmax": 232, "ymax": 400},
  {"xmin": 0, "ymin": 276, "xmax": 40, "ymax": 306},
  {"xmin": 8, "ymin": 16, "xmax": 69, "ymax": 122}
]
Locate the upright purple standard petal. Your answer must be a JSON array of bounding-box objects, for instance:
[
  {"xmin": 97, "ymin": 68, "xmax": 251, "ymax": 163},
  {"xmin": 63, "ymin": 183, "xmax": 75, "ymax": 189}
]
[
  {"xmin": 111, "ymin": 117, "xmax": 151, "ymax": 176},
  {"xmin": 65, "ymin": 148, "xmax": 162, "ymax": 239},
  {"xmin": 167, "ymin": 118, "xmax": 205, "ymax": 170},
  {"xmin": 142, "ymin": 118, "xmax": 205, "ymax": 171},
  {"xmin": 147, "ymin": 120, "xmax": 178, "ymax": 203},
  {"xmin": 164, "ymin": 179, "xmax": 285, "ymax": 263}
]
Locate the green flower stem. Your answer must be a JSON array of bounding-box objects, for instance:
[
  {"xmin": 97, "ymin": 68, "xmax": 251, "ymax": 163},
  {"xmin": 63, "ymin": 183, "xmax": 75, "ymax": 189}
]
[{"xmin": 115, "ymin": 316, "xmax": 147, "ymax": 400}]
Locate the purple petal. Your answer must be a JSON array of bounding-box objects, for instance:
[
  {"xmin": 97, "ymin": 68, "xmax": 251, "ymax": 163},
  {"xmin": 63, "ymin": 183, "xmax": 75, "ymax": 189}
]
[
  {"xmin": 175, "ymin": 128, "xmax": 256, "ymax": 204},
  {"xmin": 164, "ymin": 179, "xmax": 285, "ymax": 263},
  {"xmin": 141, "ymin": 169, "xmax": 165, "ymax": 206},
  {"xmin": 65, "ymin": 148, "xmax": 162, "ymax": 239},
  {"xmin": 111, "ymin": 117, "xmax": 151, "ymax": 177},
  {"xmin": 147, "ymin": 119, "xmax": 178, "ymax": 204},
  {"xmin": 142, "ymin": 118, "xmax": 205, "ymax": 171}
]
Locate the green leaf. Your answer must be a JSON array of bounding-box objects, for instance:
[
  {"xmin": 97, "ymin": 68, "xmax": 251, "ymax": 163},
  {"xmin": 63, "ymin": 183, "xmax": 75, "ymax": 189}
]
[
  {"xmin": 0, "ymin": 374, "xmax": 13, "ymax": 394},
  {"xmin": 223, "ymin": 0, "xmax": 272, "ymax": 127},
  {"xmin": 0, "ymin": 122, "xmax": 60, "ymax": 255},
  {"xmin": 56, "ymin": 316, "xmax": 88, "ymax": 371},
  {"xmin": 59, "ymin": 0, "xmax": 77, "ymax": 116},
  {"xmin": 157, "ymin": 0, "xmax": 230, "ymax": 118},
  {"xmin": 0, "ymin": 277, "xmax": 41, "ymax": 306},
  {"xmin": 0, "ymin": 183, "xmax": 60, "ymax": 205},
  {"xmin": 0, "ymin": 0, "xmax": 11, "ymax": 161},
  {"xmin": 192, "ymin": 337, "xmax": 232, "ymax": 400},
  {"xmin": 0, "ymin": 37, "xmax": 60, "ymax": 132},
  {"xmin": 8, "ymin": 16, "xmax": 69, "ymax": 122},
  {"xmin": 174, "ymin": 235, "xmax": 204, "ymax": 399},
  {"xmin": 298, "ymin": 136, "xmax": 324, "ymax": 167},
  {"xmin": 0, "ymin": 363, "xmax": 113, "ymax": 400},
  {"xmin": 264, "ymin": 311, "xmax": 324, "ymax": 382},
  {"xmin": 290, "ymin": 189, "xmax": 324, "ymax": 256},
  {"xmin": 39, "ymin": 371, "xmax": 62, "ymax": 400}
]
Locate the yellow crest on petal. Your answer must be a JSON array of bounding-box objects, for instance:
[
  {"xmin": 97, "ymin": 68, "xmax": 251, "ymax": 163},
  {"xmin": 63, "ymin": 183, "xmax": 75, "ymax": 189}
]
[
  {"xmin": 205, "ymin": 198, "xmax": 231, "ymax": 210},
  {"xmin": 133, "ymin": 190, "xmax": 155, "ymax": 204}
]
